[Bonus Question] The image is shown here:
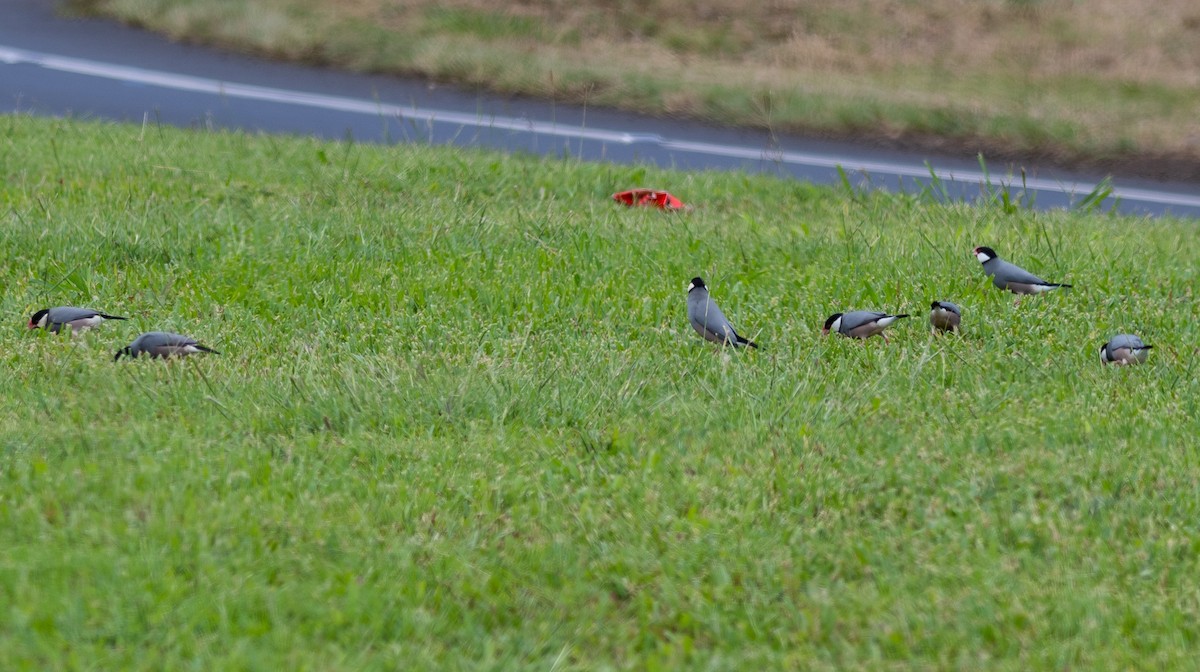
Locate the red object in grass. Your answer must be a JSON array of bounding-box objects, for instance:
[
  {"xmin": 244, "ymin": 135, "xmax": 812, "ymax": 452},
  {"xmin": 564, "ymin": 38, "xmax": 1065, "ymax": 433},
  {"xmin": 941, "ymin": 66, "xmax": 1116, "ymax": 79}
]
[{"xmin": 612, "ymin": 188, "xmax": 686, "ymax": 210}]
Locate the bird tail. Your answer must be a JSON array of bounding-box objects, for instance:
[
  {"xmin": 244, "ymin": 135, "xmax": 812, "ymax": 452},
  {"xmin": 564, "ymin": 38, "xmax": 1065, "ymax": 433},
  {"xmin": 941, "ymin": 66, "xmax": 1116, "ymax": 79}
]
[
  {"xmin": 113, "ymin": 347, "xmax": 131, "ymax": 361},
  {"xmin": 1139, "ymin": 345, "xmax": 1154, "ymax": 350},
  {"xmin": 99, "ymin": 314, "xmax": 128, "ymax": 320},
  {"xmin": 195, "ymin": 345, "xmax": 221, "ymax": 355},
  {"xmin": 1051, "ymin": 283, "xmax": 1073, "ymax": 289},
  {"xmin": 894, "ymin": 314, "xmax": 910, "ymax": 319},
  {"xmin": 729, "ymin": 333, "xmax": 758, "ymax": 348}
]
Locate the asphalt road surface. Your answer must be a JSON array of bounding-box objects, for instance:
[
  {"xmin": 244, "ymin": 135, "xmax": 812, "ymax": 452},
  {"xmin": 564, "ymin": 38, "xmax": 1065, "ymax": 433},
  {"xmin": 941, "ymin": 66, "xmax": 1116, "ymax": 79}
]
[{"xmin": 4, "ymin": 0, "xmax": 1199, "ymax": 218}]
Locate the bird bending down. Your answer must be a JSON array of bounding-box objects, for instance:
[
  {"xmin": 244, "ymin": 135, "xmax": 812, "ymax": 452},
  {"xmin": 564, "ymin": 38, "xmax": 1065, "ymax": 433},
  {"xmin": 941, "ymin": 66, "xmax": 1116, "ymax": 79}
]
[
  {"xmin": 1099, "ymin": 334, "xmax": 1153, "ymax": 366},
  {"xmin": 929, "ymin": 301, "xmax": 962, "ymax": 333},
  {"xmin": 686, "ymin": 277, "xmax": 758, "ymax": 349},
  {"xmin": 823, "ymin": 311, "xmax": 909, "ymax": 343},
  {"xmin": 114, "ymin": 331, "xmax": 221, "ymax": 361}
]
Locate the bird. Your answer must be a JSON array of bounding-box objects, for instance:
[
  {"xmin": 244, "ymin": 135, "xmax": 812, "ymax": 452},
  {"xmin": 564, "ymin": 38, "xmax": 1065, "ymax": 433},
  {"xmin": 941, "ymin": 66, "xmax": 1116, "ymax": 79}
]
[
  {"xmin": 28, "ymin": 306, "xmax": 127, "ymax": 334},
  {"xmin": 929, "ymin": 301, "xmax": 962, "ymax": 332},
  {"xmin": 113, "ymin": 332, "xmax": 220, "ymax": 361},
  {"xmin": 973, "ymin": 246, "xmax": 1071, "ymax": 295},
  {"xmin": 822, "ymin": 311, "xmax": 909, "ymax": 343},
  {"xmin": 686, "ymin": 277, "xmax": 758, "ymax": 349},
  {"xmin": 1099, "ymin": 334, "xmax": 1153, "ymax": 366}
]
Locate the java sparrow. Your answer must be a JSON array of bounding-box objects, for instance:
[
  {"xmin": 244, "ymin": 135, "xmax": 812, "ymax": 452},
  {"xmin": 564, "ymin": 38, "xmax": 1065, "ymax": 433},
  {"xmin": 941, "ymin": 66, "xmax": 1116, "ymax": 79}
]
[
  {"xmin": 28, "ymin": 306, "xmax": 127, "ymax": 334},
  {"xmin": 113, "ymin": 331, "xmax": 220, "ymax": 361},
  {"xmin": 686, "ymin": 277, "xmax": 758, "ymax": 349},
  {"xmin": 1099, "ymin": 334, "xmax": 1152, "ymax": 366},
  {"xmin": 929, "ymin": 301, "xmax": 962, "ymax": 332},
  {"xmin": 973, "ymin": 246, "xmax": 1071, "ymax": 295},
  {"xmin": 822, "ymin": 311, "xmax": 909, "ymax": 343}
]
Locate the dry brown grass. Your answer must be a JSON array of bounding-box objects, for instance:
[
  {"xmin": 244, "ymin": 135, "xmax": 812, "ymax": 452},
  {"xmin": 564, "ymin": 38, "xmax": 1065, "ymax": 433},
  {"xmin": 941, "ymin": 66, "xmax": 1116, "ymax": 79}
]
[
  {"xmin": 74, "ymin": 0, "xmax": 1200, "ymax": 177},
  {"xmin": 336, "ymin": 0, "xmax": 1200, "ymax": 84}
]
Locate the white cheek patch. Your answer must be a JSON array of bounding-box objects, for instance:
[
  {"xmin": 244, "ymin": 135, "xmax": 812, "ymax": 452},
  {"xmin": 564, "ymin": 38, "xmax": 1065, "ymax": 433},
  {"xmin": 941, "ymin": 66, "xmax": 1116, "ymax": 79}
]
[
  {"xmin": 38, "ymin": 315, "xmax": 49, "ymax": 328},
  {"xmin": 830, "ymin": 316, "xmax": 843, "ymax": 334},
  {"xmin": 975, "ymin": 252, "xmax": 991, "ymax": 263}
]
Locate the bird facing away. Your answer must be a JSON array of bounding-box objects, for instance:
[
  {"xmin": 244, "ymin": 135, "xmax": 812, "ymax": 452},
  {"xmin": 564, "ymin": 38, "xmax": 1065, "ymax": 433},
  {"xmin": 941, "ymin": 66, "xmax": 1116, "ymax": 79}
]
[
  {"xmin": 28, "ymin": 307, "xmax": 127, "ymax": 334},
  {"xmin": 973, "ymin": 246, "xmax": 1072, "ymax": 295},
  {"xmin": 114, "ymin": 332, "xmax": 220, "ymax": 361},
  {"xmin": 929, "ymin": 301, "xmax": 962, "ymax": 332},
  {"xmin": 1099, "ymin": 334, "xmax": 1153, "ymax": 366},
  {"xmin": 686, "ymin": 277, "xmax": 758, "ymax": 349},
  {"xmin": 823, "ymin": 310, "xmax": 909, "ymax": 343}
]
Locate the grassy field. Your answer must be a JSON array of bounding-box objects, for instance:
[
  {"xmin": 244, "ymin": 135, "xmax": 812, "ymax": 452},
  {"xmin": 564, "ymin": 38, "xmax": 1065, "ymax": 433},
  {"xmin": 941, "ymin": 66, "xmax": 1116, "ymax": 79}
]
[
  {"xmin": 65, "ymin": 0, "xmax": 1200, "ymax": 180},
  {"xmin": 3, "ymin": 113, "xmax": 1200, "ymax": 669}
]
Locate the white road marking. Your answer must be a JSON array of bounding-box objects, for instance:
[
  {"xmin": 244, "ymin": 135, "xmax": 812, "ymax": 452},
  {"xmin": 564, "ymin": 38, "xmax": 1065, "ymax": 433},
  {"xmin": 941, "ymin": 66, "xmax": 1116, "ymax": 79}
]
[{"xmin": 3, "ymin": 44, "xmax": 1199, "ymax": 210}]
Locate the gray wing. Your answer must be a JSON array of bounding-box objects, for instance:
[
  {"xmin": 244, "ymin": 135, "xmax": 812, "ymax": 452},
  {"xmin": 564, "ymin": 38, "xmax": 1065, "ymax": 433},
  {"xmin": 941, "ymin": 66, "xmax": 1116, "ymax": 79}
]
[
  {"xmin": 1108, "ymin": 334, "xmax": 1146, "ymax": 350},
  {"xmin": 688, "ymin": 294, "xmax": 737, "ymax": 341},
  {"xmin": 935, "ymin": 301, "xmax": 962, "ymax": 316},
  {"xmin": 135, "ymin": 331, "xmax": 198, "ymax": 349},
  {"xmin": 993, "ymin": 259, "xmax": 1050, "ymax": 285},
  {"xmin": 840, "ymin": 311, "xmax": 888, "ymax": 333},
  {"xmin": 132, "ymin": 331, "xmax": 209, "ymax": 358},
  {"xmin": 48, "ymin": 307, "xmax": 101, "ymax": 323}
]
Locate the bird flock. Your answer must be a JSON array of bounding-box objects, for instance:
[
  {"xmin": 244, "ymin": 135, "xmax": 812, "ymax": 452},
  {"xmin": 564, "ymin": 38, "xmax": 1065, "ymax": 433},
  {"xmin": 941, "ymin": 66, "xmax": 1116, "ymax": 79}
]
[
  {"xmin": 687, "ymin": 244, "xmax": 1153, "ymax": 365},
  {"xmin": 27, "ymin": 244, "xmax": 1151, "ymax": 367}
]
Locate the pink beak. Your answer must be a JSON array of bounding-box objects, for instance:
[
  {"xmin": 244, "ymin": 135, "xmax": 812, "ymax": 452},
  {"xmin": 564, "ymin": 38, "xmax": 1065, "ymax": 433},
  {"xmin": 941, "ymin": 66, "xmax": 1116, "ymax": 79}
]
[{"xmin": 26, "ymin": 322, "xmax": 36, "ymax": 329}]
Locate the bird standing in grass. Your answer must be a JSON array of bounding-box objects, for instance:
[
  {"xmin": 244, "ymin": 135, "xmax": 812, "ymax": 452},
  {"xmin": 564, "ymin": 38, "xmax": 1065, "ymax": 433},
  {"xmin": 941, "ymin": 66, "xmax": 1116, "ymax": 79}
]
[
  {"xmin": 973, "ymin": 246, "xmax": 1071, "ymax": 296},
  {"xmin": 929, "ymin": 301, "xmax": 962, "ymax": 332},
  {"xmin": 114, "ymin": 332, "xmax": 220, "ymax": 360},
  {"xmin": 28, "ymin": 306, "xmax": 127, "ymax": 334},
  {"xmin": 686, "ymin": 277, "xmax": 758, "ymax": 349},
  {"xmin": 1099, "ymin": 334, "xmax": 1153, "ymax": 365},
  {"xmin": 822, "ymin": 311, "xmax": 909, "ymax": 343}
]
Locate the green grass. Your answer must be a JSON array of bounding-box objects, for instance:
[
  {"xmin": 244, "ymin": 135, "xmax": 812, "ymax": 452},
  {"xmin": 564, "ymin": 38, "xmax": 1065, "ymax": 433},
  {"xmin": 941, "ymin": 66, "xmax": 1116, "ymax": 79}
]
[{"xmin": 2, "ymin": 114, "xmax": 1200, "ymax": 669}]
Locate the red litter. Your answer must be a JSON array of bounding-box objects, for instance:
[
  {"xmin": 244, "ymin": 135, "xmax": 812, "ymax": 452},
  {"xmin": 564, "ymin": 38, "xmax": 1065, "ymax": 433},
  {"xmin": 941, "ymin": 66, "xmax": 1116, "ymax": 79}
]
[{"xmin": 612, "ymin": 188, "xmax": 686, "ymax": 210}]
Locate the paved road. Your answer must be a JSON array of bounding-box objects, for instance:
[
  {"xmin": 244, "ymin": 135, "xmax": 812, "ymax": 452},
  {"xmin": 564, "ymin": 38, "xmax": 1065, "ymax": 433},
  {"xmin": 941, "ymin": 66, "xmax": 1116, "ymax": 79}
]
[{"xmin": 4, "ymin": 0, "xmax": 1199, "ymax": 218}]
